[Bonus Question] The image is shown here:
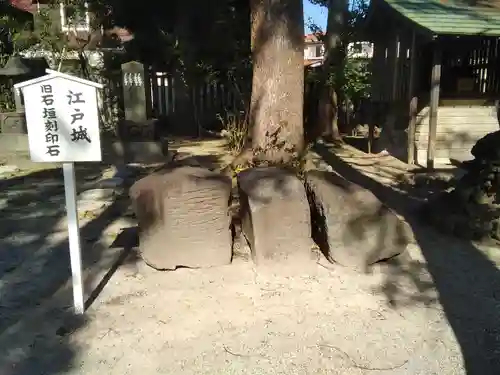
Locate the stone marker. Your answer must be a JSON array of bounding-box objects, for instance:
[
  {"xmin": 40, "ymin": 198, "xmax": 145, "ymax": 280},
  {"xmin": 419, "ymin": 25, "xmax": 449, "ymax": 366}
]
[
  {"xmin": 237, "ymin": 167, "xmax": 314, "ymax": 264},
  {"xmin": 121, "ymin": 60, "xmax": 148, "ymax": 124},
  {"xmin": 110, "ymin": 60, "xmax": 167, "ymax": 164},
  {"xmin": 305, "ymin": 170, "xmax": 409, "ymax": 270},
  {"xmin": 130, "ymin": 166, "xmax": 232, "ymax": 270}
]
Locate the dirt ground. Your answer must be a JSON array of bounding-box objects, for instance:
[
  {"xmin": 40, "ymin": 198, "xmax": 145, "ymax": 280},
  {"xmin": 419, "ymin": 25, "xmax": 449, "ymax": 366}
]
[
  {"xmin": 0, "ymin": 139, "xmax": 499, "ymax": 375},
  {"xmin": 0, "ymin": 243, "xmax": 466, "ymax": 375}
]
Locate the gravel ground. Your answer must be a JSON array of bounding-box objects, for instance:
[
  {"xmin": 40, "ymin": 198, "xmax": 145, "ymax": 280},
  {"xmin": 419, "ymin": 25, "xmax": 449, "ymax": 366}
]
[
  {"xmin": 1, "ymin": 143, "xmax": 499, "ymax": 375},
  {"xmin": 0, "ymin": 243, "xmax": 465, "ymax": 375},
  {"xmin": 3, "ymin": 231, "xmax": 499, "ymax": 375}
]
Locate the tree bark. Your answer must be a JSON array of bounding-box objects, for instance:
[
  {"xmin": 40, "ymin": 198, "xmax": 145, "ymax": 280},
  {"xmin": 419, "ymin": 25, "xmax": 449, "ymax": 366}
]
[
  {"xmin": 249, "ymin": 0, "xmax": 305, "ymax": 161},
  {"xmin": 318, "ymin": 0, "xmax": 348, "ymax": 141}
]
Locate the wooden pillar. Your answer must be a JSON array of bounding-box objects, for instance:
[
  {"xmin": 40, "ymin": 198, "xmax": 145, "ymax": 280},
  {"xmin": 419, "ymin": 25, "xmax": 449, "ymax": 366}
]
[
  {"xmin": 367, "ymin": 99, "xmax": 374, "ymax": 153},
  {"xmin": 391, "ymin": 34, "xmax": 400, "ymax": 101},
  {"xmin": 407, "ymin": 31, "xmax": 417, "ymax": 165},
  {"xmin": 427, "ymin": 40, "xmax": 441, "ymax": 170},
  {"xmin": 368, "ymin": 40, "xmax": 381, "ymax": 153},
  {"xmin": 383, "ymin": 34, "xmax": 400, "ymax": 153}
]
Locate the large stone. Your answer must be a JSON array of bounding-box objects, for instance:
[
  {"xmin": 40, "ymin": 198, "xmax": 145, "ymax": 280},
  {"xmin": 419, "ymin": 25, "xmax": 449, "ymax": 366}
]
[
  {"xmin": 471, "ymin": 130, "xmax": 500, "ymax": 162},
  {"xmin": 107, "ymin": 140, "xmax": 169, "ymax": 164},
  {"xmin": 130, "ymin": 166, "xmax": 232, "ymax": 270},
  {"xmin": 237, "ymin": 167, "xmax": 314, "ymax": 264},
  {"xmin": 100, "ymin": 132, "xmax": 170, "ymax": 165},
  {"xmin": 0, "ymin": 112, "xmax": 26, "ymax": 134},
  {"xmin": 305, "ymin": 170, "xmax": 409, "ymax": 270},
  {"xmin": 0, "ymin": 134, "xmax": 29, "ymax": 154}
]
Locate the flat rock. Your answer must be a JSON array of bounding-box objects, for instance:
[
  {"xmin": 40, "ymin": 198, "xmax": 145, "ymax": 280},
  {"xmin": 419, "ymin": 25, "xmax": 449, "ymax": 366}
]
[
  {"xmin": 77, "ymin": 199, "xmax": 110, "ymax": 213},
  {"xmin": 0, "ymin": 165, "xmax": 20, "ymax": 176},
  {"xmin": 96, "ymin": 177, "xmax": 125, "ymax": 189},
  {"xmin": 305, "ymin": 170, "xmax": 409, "ymax": 270},
  {"xmin": 79, "ymin": 188, "xmax": 117, "ymax": 202},
  {"xmin": 130, "ymin": 166, "xmax": 232, "ymax": 270},
  {"xmin": 237, "ymin": 167, "xmax": 314, "ymax": 265}
]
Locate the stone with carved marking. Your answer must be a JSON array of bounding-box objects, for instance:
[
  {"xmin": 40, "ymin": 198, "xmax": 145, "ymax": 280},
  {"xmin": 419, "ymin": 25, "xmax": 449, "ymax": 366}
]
[
  {"xmin": 305, "ymin": 170, "xmax": 409, "ymax": 270},
  {"xmin": 237, "ymin": 167, "xmax": 315, "ymax": 265},
  {"xmin": 130, "ymin": 166, "xmax": 232, "ymax": 270}
]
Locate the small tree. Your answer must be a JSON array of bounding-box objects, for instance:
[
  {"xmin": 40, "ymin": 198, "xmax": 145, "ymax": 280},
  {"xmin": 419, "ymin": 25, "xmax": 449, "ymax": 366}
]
[
  {"xmin": 34, "ymin": 1, "xmax": 95, "ymax": 75},
  {"xmin": 0, "ymin": 7, "xmax": 38, "ymax": 112},
  {"xmin": 308, "ymin": 0, "xmax": 369, "ymax": 140}
]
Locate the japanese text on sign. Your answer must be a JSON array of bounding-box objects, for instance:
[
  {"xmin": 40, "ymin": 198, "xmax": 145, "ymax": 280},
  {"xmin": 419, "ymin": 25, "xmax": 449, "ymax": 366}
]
[
  {"xmin": 68, "ymin": 90, "xmax": 92, "ymax": 143},
  {"xmin": 41, "ymin": 84, "xmax": 60, "ymax": 157},
  {"xmin": 15, "ymin": 69, "xmax": 104, "ymax": 163}
]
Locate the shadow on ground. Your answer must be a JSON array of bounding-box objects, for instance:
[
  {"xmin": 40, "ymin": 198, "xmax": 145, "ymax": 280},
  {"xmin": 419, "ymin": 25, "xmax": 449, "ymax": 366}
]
[
  {"xmin": 4, "ymin": 138, "xmax": 500, "ymax": 374},
  {"xmin": 315, "ymin": 142, "xmax": 500, "ymax": 375},
  {"xmin": 0, "ymin": 162, "xmax": 141, "ymax": 375}
]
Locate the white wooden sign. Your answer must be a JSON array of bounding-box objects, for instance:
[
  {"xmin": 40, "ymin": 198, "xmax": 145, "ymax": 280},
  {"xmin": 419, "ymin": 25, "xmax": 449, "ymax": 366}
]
[
  {"xmin": 14, "ymin": 70, "xmax": 104, "ymax": 315},
  {"xmin": 14, "ymin": 69, "xmax": 103, "ymax": 163}
]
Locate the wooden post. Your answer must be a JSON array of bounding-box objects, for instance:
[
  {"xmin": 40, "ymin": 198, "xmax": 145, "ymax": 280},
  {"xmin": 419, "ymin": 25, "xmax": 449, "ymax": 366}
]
[
  {"xmin": 367, "ymin": 40, "xmax": 380, "ymax": 154},
  {"xmin": 427, "ymin": 40, "xmax": 441, "ymax": 170},
  {"xmin": 391, "ymin": 34, "xmax": 400, "ymax": 101},
  {"xmin": 368, "ymin": 99, "xmax": 374, "ymax": 153},
  {"xmin": 407, "ymin": 31, "xmax": 417, "ymax": 165},
  {"xmin": 385, "ymin": 33, "xmax": 400, "ymax": 152}
]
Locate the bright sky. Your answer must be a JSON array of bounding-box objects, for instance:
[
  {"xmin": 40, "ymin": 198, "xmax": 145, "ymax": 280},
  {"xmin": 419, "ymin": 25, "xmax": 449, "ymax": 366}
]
[{"xmin": 304, "ymin": 0, "xmax": 327, "ymax": 33}]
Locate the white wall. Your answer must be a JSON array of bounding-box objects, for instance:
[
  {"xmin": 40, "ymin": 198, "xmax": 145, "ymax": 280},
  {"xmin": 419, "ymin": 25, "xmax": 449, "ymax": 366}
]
[{"xmin": 304, "ymin": 44, "xmax": 324, "ymax": 59}]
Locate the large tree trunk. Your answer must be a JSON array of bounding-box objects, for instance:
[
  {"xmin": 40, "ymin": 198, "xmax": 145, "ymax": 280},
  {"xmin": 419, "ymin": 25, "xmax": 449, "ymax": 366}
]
[
  {"xmin": 318, "ymin": 0, "xmax": 348, "ymax": 141},
  {"xmin": 249, "ymin": 0, "xmax": 305, "ymax": 161}
]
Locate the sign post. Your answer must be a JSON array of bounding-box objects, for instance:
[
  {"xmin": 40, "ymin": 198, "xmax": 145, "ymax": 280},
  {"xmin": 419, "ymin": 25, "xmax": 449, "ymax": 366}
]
[
  {"xmin": 15, "ymin": 69, "xmax": 104, "ymax": 314},
  {"xmin": 63, "ymin": 162, "xmax": 85, "ymax": 314}
]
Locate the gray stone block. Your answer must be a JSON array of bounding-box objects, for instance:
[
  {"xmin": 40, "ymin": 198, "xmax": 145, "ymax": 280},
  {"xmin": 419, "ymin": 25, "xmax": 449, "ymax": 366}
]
[
  {"xmin": 0, "ymin": 134, "xmax": 29, "ymax": 154},
  {"xmin": 237, "ymin": 167, "xmax": 314, "ymax": 265},
  {"xmin": 117, "ymin": 119, "xmax": 159, "ymax": 140},
  {"xmin": 130, "ymin": 166, "xmax": 232, "ymax": 270},
  {"xmin": 305, "ymin": 170, "xmax": 409, "ymax": 270},
  {"xmin": 101, "ymin": 138, "xmax": 169, "ymax": 164},
  {"xmin": 0, "ymin": 112, "xmax": 27, "ymax": 134}
]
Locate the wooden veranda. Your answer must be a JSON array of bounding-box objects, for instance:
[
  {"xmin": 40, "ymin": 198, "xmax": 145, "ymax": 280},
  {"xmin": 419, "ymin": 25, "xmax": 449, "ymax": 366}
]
[{"xmin": 365, "ymin": 0, "xmax": 500, "ymax": 168}]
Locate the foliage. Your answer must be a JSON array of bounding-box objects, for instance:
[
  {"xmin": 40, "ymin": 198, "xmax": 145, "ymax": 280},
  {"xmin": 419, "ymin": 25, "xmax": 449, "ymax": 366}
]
[
  {"xmin": 0, "ymin": 80, "xmax": 15, "ymax": 113},
  {"xmin": 0, "ymin": 55, "xmax": 14, "ymax": 113},
  {"xmin": 0, "ymin": 7, "xmax": 37, "ymax": 113},
  {"xmin": 92, "ymin": 0, "xmax": 251, "ymax": 86},
  {"xmin": 1, "ymin": 0, "xmax": 251, "ymax": 134},
  {"xmin": 0, "ymin": 14, "xmax": 37, "ymax": 55},
  {"xmin": 308, "ymin": 0, "xmax": 368, "ymax": 33},
  {"xmin": 92, "ymin": 0, "xmax": 252, "ymax": 133},
  {"xmin": 329, "ymin": 57, "xmax": 371, "ymax": 102},
  {"xmin": 308, "ymin": 0, "xmax": 371, "ymax": 103},
  {"xmin": 236, "ymin": 126, "xmax": 312, "ymax": 177},
  {"xmin": 217, "ymin": 109, "xmax": 248, "ymax": 153},
  {"xmin": 305, "ymin": 59, "xmax": 371, "ymax": 105}
]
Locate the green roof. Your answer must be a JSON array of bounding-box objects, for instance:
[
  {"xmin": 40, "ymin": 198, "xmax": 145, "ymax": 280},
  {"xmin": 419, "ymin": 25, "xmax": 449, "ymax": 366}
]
[{"xmin": 384, "ymin": 0, "xmax": 500, "ymax": 36}]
